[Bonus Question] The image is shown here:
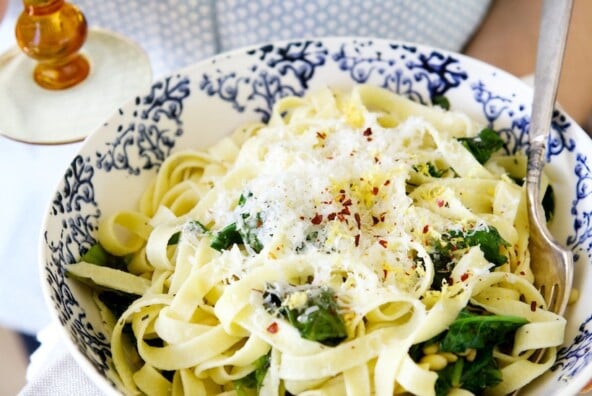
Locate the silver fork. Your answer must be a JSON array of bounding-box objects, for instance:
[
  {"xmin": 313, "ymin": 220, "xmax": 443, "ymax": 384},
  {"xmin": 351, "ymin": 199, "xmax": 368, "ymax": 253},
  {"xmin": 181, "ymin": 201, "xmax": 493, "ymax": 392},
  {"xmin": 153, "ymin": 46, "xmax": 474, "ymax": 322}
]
[
  {"xmin": 526, "ymin": 0, "xmax": 574, "ymax": 317},
  {"xmin": 510, "ymin": 4, "xmax": 575, "ymax": 395}
]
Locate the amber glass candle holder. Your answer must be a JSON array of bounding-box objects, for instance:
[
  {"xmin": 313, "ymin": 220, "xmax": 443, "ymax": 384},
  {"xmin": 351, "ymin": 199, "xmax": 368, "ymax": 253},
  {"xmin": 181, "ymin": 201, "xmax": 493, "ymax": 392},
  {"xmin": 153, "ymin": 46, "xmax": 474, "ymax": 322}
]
[
  {"xmin": 15, "ymin": 0, "xmax": 90, "ymax": 90},
  {"xmin": 0, "ymin": 0, "xmax": 151, "ymax": 144}
]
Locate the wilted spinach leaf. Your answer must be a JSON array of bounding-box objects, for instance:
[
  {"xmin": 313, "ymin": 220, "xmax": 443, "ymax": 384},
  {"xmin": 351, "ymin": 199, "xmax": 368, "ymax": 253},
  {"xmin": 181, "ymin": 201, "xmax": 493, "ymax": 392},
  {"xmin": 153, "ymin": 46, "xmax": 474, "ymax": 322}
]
[{"xmin": 457, "ymin": 128, "xmax": 504, "ymax": 164}]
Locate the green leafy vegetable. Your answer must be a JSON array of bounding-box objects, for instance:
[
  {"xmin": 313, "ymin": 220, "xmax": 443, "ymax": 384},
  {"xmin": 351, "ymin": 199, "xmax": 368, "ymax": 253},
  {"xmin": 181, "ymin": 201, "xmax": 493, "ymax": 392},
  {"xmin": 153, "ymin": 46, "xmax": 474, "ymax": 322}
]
[
  {"xmin": 451, "ymin": 227, "xmax": 510, "ymax": 266},
  {"xmin": 433, "ymin": 95, "xmax": 450, "ymax": 111},
  {"xmin": 97, "ymin": 290, "xmax": 137, "ymax": 319},
  {"xmin": 80, "ymin": 243, "xmax": 129, "ymax": 271},
  {"xmin": 435, "ymin": 347, "xmax": 502, "ymax": 396},
  {"xmin": 263, "ymin": 284, "xmax": 347, "ymax": 346},
  {"xmin": 457, "ymin": 128, "xmax": 504, "ymax": 164},
  {"xmin": 233, "ymin": 353, "xmax": 270, "ymax": 396},
  {"xmin": 428, "ymin": 225, "xmax": 509, "ymax": 289},
  {"xmin": 439, "ymin": 310, "xmax": 529, "ymax": 353},
  {"xmin": 413, "ymin": 309, "xmax": 528, "ymax": 396},
  {"xmin": 210, "ymin": 223, "xmax": 243, "ymax": 251}
]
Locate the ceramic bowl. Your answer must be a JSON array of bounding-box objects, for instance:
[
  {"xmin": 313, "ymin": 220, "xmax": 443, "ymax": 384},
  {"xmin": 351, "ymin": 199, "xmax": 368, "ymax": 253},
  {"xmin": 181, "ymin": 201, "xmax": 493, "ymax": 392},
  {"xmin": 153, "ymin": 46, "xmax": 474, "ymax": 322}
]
[{"xmin": 40, "ymin": 37, "xmax": 592, "ymax": 395}]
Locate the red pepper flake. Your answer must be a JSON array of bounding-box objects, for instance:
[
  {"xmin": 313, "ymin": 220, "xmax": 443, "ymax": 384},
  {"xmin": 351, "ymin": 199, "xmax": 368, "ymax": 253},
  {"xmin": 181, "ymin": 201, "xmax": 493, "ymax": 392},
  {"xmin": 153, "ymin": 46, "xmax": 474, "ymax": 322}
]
[
  {"xmin": 372, "ymin": 186, "xmax": 379, "ymax": 195},
  {"xmin": 460, "ymin": 272, "xmax": 469, "ymax": 282},
  {"xmin": 354, "ymin": 234, "xmax": 360, "ymax": 247},
  {"xmin": 328, "ymin": 213, "xmax": 337, "ymax": 221},
  {"xmin": 311, "ymin": 213, "xmax": 323, "ymax": 225},
  {"xmin": 530, "ymin": 301, "xmax": 537, "ymax": 312},
  {"xmin": 383, "ymin": 269, "xmax": 388, "ymax": 279},
  {"xmin": 372, "ymin": 216, "xmax": 380, "ymax": 225},
  {"xmin": 343, "ymin": 198, "xmax": 352, "ymax": 206},
  {"xmin": 378, "ymin": 239, "xmax": 388, "ymax": 248},
  {"xmin": 519, "ymin": 271, "xmax": 526, "ymax": 275},
  {"xmin": 354, "ymin": 213, "xmax": 361, "ymax": 229},
  {"xmin": 379, "ymin": 213, "xmax": 386, "ymax": 222},
  {"xmin": 363, "ymin": 127, "xmax": 373, "ymax": 136},
  {"xmin": 266, "ymin": 322, "xmax": 279, "ymax": 333},
  {"xmin": 340, "ymin": 206, "xmax": 351, "ymax": 216},
  {"xmin": 316, "ymin": 131, "xmax": 327, "ymax": 139},
  {"xmin": 337, "ymin": 213, "xmax": 346, "ymax": 222},
  {"xmin": 384, "ymin": 179, "xmax": 391, "ymax": 186},
  {"xmin": 374, "ymin": 156, "xmax": 380, "ymax": 163},
  {"xmin": 437, "ymin": 199, "xmax": 445, "ymax": 208},
  {"xmin": 422, "ymin": 224, "xmax": 429, "ymax": 234}
]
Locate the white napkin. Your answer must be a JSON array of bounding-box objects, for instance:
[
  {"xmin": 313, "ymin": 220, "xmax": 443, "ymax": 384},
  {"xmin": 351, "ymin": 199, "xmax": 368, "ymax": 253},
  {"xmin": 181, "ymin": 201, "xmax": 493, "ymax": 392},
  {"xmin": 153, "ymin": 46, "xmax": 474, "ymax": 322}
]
[{"xmin": 19, "ymin": 325, "xmax": 103, "ymax": 396}]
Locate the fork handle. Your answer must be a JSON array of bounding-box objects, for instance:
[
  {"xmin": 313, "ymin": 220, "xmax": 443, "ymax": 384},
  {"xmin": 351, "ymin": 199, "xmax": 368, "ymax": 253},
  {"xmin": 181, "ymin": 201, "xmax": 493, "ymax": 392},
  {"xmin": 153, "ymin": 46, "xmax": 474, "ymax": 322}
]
[{"xmin": 527, "ymin": 0, "xmax": 573, "ymax": 182}]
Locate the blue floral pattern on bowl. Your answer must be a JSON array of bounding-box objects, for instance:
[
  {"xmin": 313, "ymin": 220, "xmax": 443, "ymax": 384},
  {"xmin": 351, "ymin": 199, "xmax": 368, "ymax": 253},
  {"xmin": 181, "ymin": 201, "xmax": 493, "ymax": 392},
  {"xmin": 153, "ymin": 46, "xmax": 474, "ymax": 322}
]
[{"xmin": 41, "ymin": 38, "xmax": 592, "ymax": 394}]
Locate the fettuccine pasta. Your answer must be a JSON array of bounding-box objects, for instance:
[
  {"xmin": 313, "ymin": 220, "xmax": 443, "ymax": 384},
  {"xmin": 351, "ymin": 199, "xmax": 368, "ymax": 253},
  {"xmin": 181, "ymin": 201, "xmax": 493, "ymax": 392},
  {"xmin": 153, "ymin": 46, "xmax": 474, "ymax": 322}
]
[{"xmin": 69, "ymin": 85, "xmax": 566, "ymax": 396}]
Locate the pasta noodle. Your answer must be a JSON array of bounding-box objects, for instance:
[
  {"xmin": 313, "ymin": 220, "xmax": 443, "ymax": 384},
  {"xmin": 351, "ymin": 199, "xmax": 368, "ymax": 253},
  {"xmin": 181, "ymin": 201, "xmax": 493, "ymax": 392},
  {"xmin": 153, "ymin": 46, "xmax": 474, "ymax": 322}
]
[{"xmin": 69, "ymin": 85, "xmax": 566, "ymax": 396}]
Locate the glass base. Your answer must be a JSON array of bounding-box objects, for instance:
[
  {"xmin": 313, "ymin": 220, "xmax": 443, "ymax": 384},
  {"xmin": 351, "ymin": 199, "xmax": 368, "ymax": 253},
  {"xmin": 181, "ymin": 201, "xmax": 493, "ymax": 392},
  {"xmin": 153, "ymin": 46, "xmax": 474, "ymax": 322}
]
[{"xmin": 0, "ymin": 28, "xmax": 152, "ymax": 145}]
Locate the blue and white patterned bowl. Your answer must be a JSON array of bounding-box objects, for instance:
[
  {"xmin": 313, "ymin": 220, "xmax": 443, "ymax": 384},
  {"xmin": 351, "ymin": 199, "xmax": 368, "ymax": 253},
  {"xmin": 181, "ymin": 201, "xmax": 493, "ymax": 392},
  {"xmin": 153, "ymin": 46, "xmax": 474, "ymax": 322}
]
[{"xmin": 40, "ymin": 38, "xmax": 592, "ymax": 395}]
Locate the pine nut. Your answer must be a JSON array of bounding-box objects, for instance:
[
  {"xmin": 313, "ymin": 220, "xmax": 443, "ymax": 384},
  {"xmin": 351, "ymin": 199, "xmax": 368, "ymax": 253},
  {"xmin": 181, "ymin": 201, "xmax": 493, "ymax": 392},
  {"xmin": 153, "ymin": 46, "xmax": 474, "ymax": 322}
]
[
  {"xmin": 422, "ymin": 343, "xmax": 439, "ymax": 355},
  {"xmin": 419, "ymin": 354, "xmax": 448, "ymax": 371}
]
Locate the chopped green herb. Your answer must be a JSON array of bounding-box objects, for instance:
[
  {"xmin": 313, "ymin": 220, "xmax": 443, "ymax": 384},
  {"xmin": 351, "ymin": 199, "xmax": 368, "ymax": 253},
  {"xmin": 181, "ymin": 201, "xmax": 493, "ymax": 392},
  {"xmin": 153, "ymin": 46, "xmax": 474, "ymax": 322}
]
[
  {"xmin": 238, "ymin": 192, "xmax": 253, "ymax": 207},
  {"xmin": 210, "ymin": 223, "xmax": 243, "ymax": 251},
  {"xmin": 413, "ymin": 162, "xmax": 446, "ymax": 178},
  {"xmin": 457, "ymin": 128, "xmax": 504, "ymax": 164},
  {"xmin": 238, "ymin": 212, "xmax": 264, "ymax": 253}
]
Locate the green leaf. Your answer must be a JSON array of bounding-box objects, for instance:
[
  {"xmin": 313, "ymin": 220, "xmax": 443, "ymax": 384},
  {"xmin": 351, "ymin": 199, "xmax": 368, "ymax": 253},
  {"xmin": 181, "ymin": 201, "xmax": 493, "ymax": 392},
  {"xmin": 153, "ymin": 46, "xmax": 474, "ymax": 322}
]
[
  {"xmin": 462, "ymin": 227, "xmax": 509, "ymax": 266},
  {"xmin": 210, "ymin": 223, "xmax": 243, "ymax": 251},
  {"xmin": 80, "ymin": 243, "xmax": 129, "ymax": 271},
  {"xmin": 458, "ymin": 347, "xmax": 503, "ymax": 394},
  {"xmin": 440, "ymin": 310, "xmax": 528, "ymax": 353},
  {"xmin": 264, "ymin": 285, "xmax": 347, "ymax": 346},
  {"xmin": 433, "ymin": 95, "xmax": 450, "ymax": 111},
  {"xmin": 430, "ymin": 225, "xmax": 510, "ymax": 290},
  {"xmin": 457, "ymin": 128, "xmax": 504, "ymax": 164},
  {"xmin": 435, "ymin": 348, "xmax": 502, "ymax": 395},
  {"xmin": 233, "ymin": 353, "xmax": 270, "ymax": 396},
  {"xmin": 424, "ymin": 309, "xmax": 527, "ymax": 395}
]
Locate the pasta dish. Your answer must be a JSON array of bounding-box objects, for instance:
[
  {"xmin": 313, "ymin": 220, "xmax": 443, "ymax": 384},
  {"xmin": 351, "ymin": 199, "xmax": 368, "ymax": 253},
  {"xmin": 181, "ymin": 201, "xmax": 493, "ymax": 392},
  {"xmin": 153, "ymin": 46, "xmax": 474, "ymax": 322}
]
[{"xmin": 68, "ymin": 85, "xmax": 566, "ymax": 395}]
